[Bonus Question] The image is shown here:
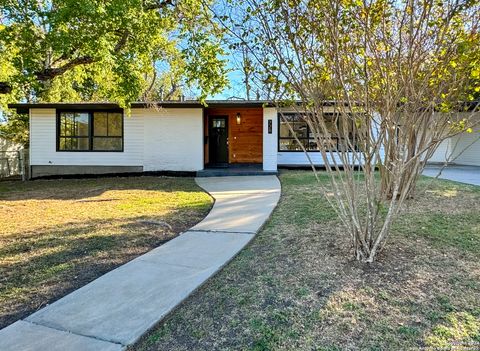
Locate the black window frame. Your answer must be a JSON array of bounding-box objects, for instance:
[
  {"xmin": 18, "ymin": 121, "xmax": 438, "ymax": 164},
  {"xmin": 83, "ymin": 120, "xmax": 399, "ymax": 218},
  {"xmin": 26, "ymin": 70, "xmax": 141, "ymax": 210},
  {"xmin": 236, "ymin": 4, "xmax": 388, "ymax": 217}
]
[
  {"xmin": 56, "ymin": 109, "xmax": 124, "ymax": 152},
  {"xmin": 277, "ymin": 112, "xmax": 357, "ymax": 152}
]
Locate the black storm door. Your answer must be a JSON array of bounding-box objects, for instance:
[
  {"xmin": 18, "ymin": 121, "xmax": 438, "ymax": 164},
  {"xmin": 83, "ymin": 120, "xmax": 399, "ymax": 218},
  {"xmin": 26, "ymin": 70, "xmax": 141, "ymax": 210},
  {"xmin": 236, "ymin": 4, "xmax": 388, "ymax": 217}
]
[{"xmin": 209, "ymin": 116, "xmax": 228, "ymax": 165}]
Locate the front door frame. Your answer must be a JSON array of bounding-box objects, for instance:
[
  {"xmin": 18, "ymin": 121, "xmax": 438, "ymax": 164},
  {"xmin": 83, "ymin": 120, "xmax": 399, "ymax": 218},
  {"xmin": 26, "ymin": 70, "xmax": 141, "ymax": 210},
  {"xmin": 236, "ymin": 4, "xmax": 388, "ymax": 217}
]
[{"xmin": 208, "ymin": 115, "xmax": 229, "ymax": 167}]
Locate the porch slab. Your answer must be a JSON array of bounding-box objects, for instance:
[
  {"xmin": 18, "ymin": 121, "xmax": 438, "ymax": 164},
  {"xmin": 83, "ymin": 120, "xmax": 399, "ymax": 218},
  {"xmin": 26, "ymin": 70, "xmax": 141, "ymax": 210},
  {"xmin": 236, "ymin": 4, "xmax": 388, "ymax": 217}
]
[
  {"xmin": 197, "ymin": 164, "xmax": 277, "ymax": 177},
  {"xmin": 195, "ymin": 174, "xmax": 281, "ymax": 194}
]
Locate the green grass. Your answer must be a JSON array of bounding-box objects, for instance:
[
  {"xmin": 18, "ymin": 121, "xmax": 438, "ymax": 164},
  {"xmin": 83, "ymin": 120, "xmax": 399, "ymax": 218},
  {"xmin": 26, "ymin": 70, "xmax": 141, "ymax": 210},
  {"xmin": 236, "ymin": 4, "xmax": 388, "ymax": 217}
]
[
  {"xmin": 0, "ymin": 176, "xmax": 212, "ymax": 328},
  {"xmin": 131, "ymin": 170, "xmax": 480, "ymax": 351}
]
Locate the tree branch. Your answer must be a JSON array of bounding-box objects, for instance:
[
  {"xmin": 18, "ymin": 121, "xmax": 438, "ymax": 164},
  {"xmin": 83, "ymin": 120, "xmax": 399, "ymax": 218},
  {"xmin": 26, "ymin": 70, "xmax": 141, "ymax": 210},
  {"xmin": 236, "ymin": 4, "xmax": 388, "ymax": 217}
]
[
  {"xmin": 114, "ymin": 30, "xmax": 130, "ymax": 53},
  {"xmin": 35, "ymin": 29, "xmax": 130, "ymax": 82},
  {"xmin": 2, "ymin": 0, "xmax": 173, "ymax": 91},
  {"xmin": 35, "ymin": 56, "xmax": 96, "ymax": 81},
  {"xmin": 143, "ymin": 0, "xmax": 174, "ymax": 11},
  {"xmin": 0, "ymin": 82, "xmax": 12, "ymax": 94}
]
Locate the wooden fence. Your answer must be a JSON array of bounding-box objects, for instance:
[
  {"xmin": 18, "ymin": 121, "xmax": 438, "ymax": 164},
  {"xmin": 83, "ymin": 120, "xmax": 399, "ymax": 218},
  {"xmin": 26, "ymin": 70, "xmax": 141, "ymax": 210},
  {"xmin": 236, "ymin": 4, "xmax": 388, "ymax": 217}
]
[{"xmin": 0, "ymin": 149, "xmax": 28, "ymax": 180}]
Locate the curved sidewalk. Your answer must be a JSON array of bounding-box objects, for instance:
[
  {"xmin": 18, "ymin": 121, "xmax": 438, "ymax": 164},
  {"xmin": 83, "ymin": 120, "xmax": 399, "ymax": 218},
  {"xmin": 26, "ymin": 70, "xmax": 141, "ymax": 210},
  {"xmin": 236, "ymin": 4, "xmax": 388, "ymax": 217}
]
[{"xmin": 0, "ymin": 175, "xmax": 281, "ymax": 351}]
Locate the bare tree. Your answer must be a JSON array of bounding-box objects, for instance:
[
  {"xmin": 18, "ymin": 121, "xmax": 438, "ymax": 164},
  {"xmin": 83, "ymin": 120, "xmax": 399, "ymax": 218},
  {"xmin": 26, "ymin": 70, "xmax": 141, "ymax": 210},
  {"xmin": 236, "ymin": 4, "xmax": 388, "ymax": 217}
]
[{"xmin": 224, "ymin": 0, "xmax": 480, "ymax": 262}]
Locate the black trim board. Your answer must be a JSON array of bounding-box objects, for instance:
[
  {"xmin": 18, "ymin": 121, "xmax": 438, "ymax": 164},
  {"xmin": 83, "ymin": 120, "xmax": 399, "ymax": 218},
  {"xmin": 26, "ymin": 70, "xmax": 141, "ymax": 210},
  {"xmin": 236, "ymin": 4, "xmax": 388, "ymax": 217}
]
[
  {"xmin": 29, "ymin": 164, "xmax": 204, "ymax": 180},
  {"xmin": 31, "ymin": 171, "xmax": 197, "ymax": 180},
  {"xmin": 8, "ymin": 100, "xmax": 276, "ymax": 111}
]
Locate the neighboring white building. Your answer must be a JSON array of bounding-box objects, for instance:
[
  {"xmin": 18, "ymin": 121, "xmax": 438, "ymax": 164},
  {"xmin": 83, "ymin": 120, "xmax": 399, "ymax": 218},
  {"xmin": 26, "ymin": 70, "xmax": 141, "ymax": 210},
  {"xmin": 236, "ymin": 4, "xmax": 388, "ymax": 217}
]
[
  {"xmin": 7, "ymin": 100, "xmax": 479, "ymax": 178},
  {"xmin": 429, "ymin": 112, "xmax": 480, "ymax": 166},
  {"xmin": 0, "ymin": 134, "xmax": 24, "ymax": 178},
  {"xmin": 0, "ymin": 135, "xmax": 22, "ymax": 152}
]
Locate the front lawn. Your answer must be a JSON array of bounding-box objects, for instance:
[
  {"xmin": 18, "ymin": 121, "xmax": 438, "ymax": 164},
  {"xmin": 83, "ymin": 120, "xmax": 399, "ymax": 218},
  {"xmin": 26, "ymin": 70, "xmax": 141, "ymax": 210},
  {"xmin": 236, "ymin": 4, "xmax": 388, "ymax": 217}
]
[
  {"xmin": 133, "ymin": 170, "xmax": 480, "ymax": 351},
  {"xmin": 0, "ymin": 176, "xmax": 212, "ymax": 329}
]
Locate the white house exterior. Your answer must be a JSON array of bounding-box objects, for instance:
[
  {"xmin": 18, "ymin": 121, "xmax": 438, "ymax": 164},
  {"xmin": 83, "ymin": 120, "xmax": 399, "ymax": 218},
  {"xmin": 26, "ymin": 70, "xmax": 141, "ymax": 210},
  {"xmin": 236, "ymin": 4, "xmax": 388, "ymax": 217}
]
[
  {"xmin": 7, "ymin": 100, "xmax": 480, "ymax": 178},
  {"xmin": 11, "ymin": 101, "xmax": 285, "ymax": 178},
  {"xmin": 429, "ymin": 112, "xmax": 480, "ymax": 166},
  {"xmin": 430, "ymin": 133, "xmax": 480, "ymax": 166}
]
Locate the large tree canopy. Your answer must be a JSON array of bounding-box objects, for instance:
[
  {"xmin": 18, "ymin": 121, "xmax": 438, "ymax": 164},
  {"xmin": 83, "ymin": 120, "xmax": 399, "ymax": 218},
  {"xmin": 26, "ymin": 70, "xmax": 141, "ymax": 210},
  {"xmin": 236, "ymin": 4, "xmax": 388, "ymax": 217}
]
[{"xmin": 0, "ymin": 0, "xmax": 229, "ymax": 108}]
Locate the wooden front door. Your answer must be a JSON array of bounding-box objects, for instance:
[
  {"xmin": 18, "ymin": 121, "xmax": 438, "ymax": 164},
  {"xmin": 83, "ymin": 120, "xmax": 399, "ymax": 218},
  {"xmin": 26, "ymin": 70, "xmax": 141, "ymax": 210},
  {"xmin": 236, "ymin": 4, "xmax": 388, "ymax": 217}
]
[{"xmin": 208, "ymin": 116, "xmax": 229, "ymax": 166}]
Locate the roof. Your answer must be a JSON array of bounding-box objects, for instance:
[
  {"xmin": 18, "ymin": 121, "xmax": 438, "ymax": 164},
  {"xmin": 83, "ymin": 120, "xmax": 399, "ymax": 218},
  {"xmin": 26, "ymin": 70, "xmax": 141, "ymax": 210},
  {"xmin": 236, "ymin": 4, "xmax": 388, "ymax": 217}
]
[
  {"xmin": 13, "ymin": 99, "xmax": 476, "ymax": 113},
  {"xmin": 7, "ymin": 100, "xmax": 275, "ymax": 113}
]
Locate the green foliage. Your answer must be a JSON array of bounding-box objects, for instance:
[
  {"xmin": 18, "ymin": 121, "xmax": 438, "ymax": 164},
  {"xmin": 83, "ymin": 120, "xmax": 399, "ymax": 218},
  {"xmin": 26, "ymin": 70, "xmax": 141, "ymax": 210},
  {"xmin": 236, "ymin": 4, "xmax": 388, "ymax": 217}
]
[
  {"xmin": 0, "ymin": 0, "xmax": 228, "ymax": 107},
  {"xmin": 0, "ymin": 112, "xmax": 28, "ymax": 146},
  {"xmin": 426, "ymin": 312, "xmax": 480, "ymax": 350},
  {"xmin": 0, "ymin": 0, "xmax": 229, "ymax": 143}
]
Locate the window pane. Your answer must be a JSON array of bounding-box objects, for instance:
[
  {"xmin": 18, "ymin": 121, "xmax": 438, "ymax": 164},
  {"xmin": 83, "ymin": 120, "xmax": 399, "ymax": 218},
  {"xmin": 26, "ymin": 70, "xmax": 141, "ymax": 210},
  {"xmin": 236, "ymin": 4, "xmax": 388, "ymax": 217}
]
[
  {"xmin": 59, "ymin": 137, "xmax": 89, "ymax": 151},
  {"xmin": 75, "ymin": 113, "xmax": 89, "ymax": 136},
  {"xmin": 94, "ymin": 112, "xmax": 108, "ymax": 136},
  {"xmin": 73, "ymin": 137, "xmax": 90, "ymax": 150},
  {"xmin": 60, "ymin": 112, "xmax": 89, "ymax": 137},
  {"xmin": 212, "ymin": 119, "xmax": 225, "ymax": 128},
  {"xmin": 62, "ymin": 113, "xmax": 74, "ymax": 136},
  {"xmin": 307, "ymin": 139, "xmax": 318, "ymax": 151},
  {"xmin": 59, "ymin": 137, "xmax": 69, "ymax": 150},
  {"xmin": 108, "ymin": 113, "xmax": 122, "ymax": 136},
  {"xmin": 324, "ymin": 117, "xmax": 337, "ymax": 135},
  {"xmin": 292, "ymin": 121, "xmax": 308, "ymax": 138},
  {"xmin": 279, "ymin": 114, "xmax": 308, "ymax": 138},
  {"xmin": 279, "ymin": 139, "xmax": 308, "ymax": 151},
  {"xmin": 318, "ymin": 137, "xmax": 338, "ymax": 150},
  {"xmin": 92, "ymin": 137, "xmax": 122, "ymax": 151}
]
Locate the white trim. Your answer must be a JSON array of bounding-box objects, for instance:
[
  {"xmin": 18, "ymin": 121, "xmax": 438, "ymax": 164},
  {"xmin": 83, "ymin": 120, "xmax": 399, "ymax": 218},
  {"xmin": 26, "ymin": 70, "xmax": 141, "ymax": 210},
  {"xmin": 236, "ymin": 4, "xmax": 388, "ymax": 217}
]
[{"xmin": 262, "ymin": 108, "xmax": 278, "ymax": 171}]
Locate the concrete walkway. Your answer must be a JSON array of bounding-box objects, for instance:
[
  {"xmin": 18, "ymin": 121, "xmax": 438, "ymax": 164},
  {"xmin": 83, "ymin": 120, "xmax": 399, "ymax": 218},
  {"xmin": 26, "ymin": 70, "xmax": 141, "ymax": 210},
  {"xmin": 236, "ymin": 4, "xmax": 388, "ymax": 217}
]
[
  {"xmin": 423, "ymin": 165, "xmax": 480, "ymax": 186},
  {"xmin": 0, "ymin": 176, "xmax": 281, "ymax": 351}
]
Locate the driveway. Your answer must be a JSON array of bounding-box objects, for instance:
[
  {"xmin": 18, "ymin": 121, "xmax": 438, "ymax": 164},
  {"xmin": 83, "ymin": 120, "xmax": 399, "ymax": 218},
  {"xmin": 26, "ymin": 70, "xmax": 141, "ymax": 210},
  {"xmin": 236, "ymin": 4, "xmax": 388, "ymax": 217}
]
[{"xmin": 423, "ymin": 164, "xmax": 480, "ymax": 186}]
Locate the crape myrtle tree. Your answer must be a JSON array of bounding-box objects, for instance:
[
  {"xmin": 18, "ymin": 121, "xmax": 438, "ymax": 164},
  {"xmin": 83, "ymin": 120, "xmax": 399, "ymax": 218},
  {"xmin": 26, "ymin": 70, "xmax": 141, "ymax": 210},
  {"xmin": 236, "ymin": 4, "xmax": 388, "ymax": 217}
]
[
  {"xmin": 0, "ymin": 0, "xmax": 229, "ymax": 143},
  {"xmin": 223, "ymin": 0, "xmax": 480, "ymax": 262}
]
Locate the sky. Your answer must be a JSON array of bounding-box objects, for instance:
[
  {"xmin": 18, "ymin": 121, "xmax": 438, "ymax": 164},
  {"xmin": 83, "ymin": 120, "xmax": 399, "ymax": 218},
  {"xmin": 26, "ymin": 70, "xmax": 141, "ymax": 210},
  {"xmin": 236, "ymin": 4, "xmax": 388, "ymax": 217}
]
[{"xmin": 210, "ymin": 68, "xmax": 247, "ymax": 100}]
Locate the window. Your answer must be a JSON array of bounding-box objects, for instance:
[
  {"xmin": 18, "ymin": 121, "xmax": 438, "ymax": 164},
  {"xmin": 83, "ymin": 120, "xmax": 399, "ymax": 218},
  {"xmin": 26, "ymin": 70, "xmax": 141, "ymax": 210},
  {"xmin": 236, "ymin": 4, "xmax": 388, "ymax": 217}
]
[
  {"xmin": 278, "ymin": 113, "xmax": 356, "ymax": 152},
  {"xmin": 212, "ymin": 119, "xmax": 226, "ymax": 128},
  {"xmin": 58, "ymin": 112, "xmax": 90, "ymax": 151},
  {"xmin": 58, "ymin": 111, "xmax": 123, "ymax": 151},
  {"xmin": 92, "ymin": 112, "xmax": 123, "ymax": 151}
]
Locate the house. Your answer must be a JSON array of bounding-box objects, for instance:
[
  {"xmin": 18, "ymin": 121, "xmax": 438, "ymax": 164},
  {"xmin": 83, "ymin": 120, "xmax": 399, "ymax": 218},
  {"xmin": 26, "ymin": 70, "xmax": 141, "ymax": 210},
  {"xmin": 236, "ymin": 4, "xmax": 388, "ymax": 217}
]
[
  {"xmin": 6, "ymin": 100, "xmax": 479, "ymax": 178},
  {"xmin": 6, "ymin": 100, "xmax": 357, "ymax": 178},
  {"xmin": 429, "ymin": 124, "xmax": 480, "ymax": 166}
]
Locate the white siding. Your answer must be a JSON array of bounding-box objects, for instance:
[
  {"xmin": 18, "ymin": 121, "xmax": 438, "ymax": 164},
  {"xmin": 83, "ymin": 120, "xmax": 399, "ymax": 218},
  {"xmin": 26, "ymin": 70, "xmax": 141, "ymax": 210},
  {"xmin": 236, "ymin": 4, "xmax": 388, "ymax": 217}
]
[
  {"xmin": 30, "ymin": 109, "xmax": 144, "ymax": 166},
  {"xmin": 429, "ymin": 139, "xmax": 450, "ymax": 163},
  {"xmin": 142, "ymin": 108, "xmax": 203, "ymax": 172},
  {"xmin": 428, "ymin": 112, "xmax": 480, "ymax": 166},
  {"xmin": 278, "ymin": 151, "xmax": 362, "ymax": 166},
  {"xmin": 262, "ymin": 108, "xmax": 278, "ymax": 171},
  {"xmin": 450, "ymin": 132, "xmax": 480, "ymax": 166}
]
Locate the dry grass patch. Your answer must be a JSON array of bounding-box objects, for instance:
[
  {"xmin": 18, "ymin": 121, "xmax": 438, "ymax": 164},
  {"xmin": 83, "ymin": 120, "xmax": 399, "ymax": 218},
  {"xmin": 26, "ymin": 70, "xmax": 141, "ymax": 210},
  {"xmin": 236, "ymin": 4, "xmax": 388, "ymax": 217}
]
[
  {"xmin": 0, "ymin": 176, "xmax": 212, "ymax": 329},
  {"xmin": 132, "ymin": 170, "xmax": 480, "ymax": 351}
]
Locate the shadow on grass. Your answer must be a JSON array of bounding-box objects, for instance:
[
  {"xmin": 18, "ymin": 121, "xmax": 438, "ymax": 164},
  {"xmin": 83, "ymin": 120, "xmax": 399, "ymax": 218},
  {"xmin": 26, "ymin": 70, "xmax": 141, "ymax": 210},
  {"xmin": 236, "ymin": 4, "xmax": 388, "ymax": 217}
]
[
  {"xmin": 0, "ymin": 207, "xmax": 210, "ymax": 329},
  {"xmin": 0, "ymin": 176, "xmax": 204, "ymax": 201}
]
